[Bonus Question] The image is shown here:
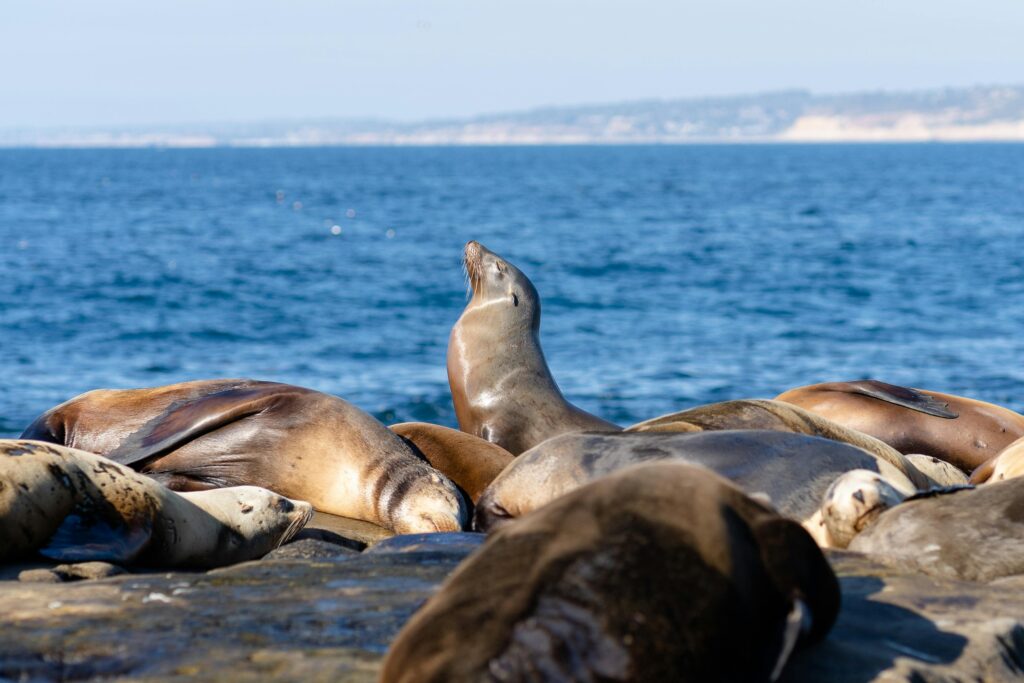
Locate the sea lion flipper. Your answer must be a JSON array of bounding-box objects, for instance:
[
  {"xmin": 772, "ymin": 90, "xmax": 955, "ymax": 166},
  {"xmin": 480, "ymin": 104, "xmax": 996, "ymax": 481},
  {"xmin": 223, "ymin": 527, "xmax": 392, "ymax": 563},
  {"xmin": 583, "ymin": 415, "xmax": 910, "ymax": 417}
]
[
  {"xmin": 105, "ymin": 385, "xmax": 302, "ymax": 469},
  {"xmin": 39, "ymin": 512, "xmax": 153, "ymax": 563},
  {"xmin": 844, "ymin": 380, "xmax": 959, "ymax": 419}
]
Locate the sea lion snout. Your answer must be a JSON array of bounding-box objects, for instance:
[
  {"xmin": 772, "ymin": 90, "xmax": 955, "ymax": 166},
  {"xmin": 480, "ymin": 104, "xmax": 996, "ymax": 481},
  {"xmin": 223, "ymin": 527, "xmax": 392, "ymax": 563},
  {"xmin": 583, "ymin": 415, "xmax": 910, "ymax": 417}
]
[{"xmin": 472, "ymin": 491, "xmax": 512, "ymax": 532}]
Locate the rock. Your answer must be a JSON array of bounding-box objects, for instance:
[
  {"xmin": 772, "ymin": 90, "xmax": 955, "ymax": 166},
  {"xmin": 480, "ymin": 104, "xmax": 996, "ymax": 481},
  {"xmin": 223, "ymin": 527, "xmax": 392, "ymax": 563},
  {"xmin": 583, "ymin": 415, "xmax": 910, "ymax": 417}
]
[
  {"xmin": 18, "ymin": 562, "xmax": 125, "ymax": 583},
  {"xmin": 2, "ymin": 544, "xmax": 1024, "ymax": 681},
  {"xmin": 781, "ymin": 551, "xmax": 1024, "ymax": 682},
  {"xmin": 263, "ymin": 539, "xmax": 360, "ymax": 561}
]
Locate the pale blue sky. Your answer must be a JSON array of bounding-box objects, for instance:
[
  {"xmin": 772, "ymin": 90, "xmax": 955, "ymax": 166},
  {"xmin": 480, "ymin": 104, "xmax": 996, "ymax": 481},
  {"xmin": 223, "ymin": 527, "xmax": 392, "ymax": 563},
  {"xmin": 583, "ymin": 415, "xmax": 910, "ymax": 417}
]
[{"xmin": 2, "ymin": 0, "xmax": 1022, "ymax": 127}]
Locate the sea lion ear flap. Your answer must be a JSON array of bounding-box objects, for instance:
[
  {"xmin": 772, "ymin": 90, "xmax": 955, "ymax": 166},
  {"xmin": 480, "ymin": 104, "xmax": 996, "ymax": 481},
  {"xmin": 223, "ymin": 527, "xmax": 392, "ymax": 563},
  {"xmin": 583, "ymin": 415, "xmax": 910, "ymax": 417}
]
[{"xmin": 752, "ymin": 517, "xmax": 841, "ymax": 646}]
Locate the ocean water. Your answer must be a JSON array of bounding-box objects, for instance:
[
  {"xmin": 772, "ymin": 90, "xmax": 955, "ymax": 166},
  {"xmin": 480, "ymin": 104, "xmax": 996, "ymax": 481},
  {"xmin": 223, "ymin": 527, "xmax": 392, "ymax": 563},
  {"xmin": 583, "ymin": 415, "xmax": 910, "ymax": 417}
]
[{"xmin": 1, "ymin": 144, "xmax": 1023, "ymax": 438}]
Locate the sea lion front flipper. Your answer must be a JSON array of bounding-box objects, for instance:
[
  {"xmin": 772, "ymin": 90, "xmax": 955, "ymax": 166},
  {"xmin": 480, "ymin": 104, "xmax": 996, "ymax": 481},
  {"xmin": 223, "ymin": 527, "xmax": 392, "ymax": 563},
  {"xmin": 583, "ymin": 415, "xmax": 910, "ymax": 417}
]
[
  {"xmin": 104, "ymin": 385, "xmax": 305, "ymax": 469},
  {"xmin": 752, "ymin": 516, "xmax": 840, "ymax": 646},
  {"xmin": 39, "ymin": 512, "xmax": 153, "ymax": 563},
  {"xmin": 842, "ymin": 380, "xmax": 959, "ymax": 419}
]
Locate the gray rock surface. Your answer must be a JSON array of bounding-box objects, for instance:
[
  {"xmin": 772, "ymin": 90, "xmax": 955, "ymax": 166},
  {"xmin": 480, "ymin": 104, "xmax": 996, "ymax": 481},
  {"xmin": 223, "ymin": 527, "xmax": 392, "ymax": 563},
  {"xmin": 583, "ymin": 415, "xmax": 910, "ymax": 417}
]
[{"xmin": 1, "ymin": 538, "xmax": 1022, "ymax": 682}]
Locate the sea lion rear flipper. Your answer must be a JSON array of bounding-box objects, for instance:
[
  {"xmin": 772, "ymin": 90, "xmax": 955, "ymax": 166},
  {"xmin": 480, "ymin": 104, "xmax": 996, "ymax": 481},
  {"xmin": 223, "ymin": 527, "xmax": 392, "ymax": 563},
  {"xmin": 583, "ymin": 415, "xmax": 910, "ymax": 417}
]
[
  {"xmin": 105, "ymin": 385, "xmax": 304, "ymax": 469},
  {"xmin": 842, "ymin": 380, "xmax": 958, "ymax": 419},
  {"xmin": 39, "ymin": 513, "xmax": 152, "ymax": 563}
]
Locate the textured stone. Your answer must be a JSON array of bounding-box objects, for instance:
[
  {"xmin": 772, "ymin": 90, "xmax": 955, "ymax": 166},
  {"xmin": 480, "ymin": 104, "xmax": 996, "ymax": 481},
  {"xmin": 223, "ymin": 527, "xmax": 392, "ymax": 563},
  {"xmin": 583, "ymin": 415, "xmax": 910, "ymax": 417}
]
[{"xmin": 2, "ymin": 540, "xmax": 1023, "ymax": 682}]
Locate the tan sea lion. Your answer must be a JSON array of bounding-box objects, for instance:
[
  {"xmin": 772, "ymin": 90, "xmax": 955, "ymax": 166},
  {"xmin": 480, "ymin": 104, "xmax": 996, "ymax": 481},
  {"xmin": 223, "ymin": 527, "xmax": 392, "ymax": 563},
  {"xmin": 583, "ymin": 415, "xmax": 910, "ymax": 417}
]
[
  {"xmin": 474, "ymin": 430, "xmax": 919, "ymax": 547},
  {"xmin": 447, "ymin": 241, "xmax": 619, "ymax": 455},
  {"xmin": 389, "ymin": 422, "xmax": 514, "ymax": 503},
  {"xmin": 20, "ymin": 380, "xmax": 468, "ymax": 534},
  {"xmin": 775, "ymin": 380, "xmax": 1024, "ymax": 472},
  {"xmin": 905, "ymin": 453, "xmax": 969, "ymax": 487},
  {"xmin": 819, "ymin": 469, "xmax": 915, "ymax": 549},
  {"xmin": 627, "ymin": 398, "xmax": 929, "ymax": 488},
  {"xmin": 846, "ymin": 478, "xmax": 1024, "ymax": 582},
  {"xmin": 0, "ymin": 440, "xmax": 311, "ymax": 567},
  {"xmin": 381, "ymin": 462, "xmax": 840, "ymax": 683},
  {"xmin": 968, "ymin": 435, "xmax": 1024, "ymax": 484}
]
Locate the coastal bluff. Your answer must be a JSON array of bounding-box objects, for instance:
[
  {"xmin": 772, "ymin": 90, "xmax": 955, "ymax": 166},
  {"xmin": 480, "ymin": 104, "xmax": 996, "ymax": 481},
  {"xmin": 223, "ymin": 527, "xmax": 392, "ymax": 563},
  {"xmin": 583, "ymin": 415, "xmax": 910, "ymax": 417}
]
[{"xmin": 2, "ymin": 532, "xmax": 1023, "ymax": 682}]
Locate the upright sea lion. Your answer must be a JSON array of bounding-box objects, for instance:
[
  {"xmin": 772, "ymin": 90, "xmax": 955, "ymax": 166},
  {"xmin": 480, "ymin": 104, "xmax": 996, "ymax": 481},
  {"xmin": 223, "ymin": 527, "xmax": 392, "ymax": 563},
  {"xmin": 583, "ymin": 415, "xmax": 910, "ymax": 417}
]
[
  {"xmin": 20, "ymin": 380, "xmax": 468, "ymax": 534},
  {"xmin": 0, "ymin": 440, "xmax": 311, "ymax": 567},
  {"xmin": 969, "ymin": 435, "xmax": 1024, "ymax": 484},
  {"xmin": 775, "ymin": 380, "xmax": 1024, "ymax": 472},
  {"xmin": 848, "ymin": 477, "xmax": 1024, "ymax": 582},
  {"xmin": 474, "ymin": 430, "xmax": 919, "ymax": 547},
  {"xmin": 381, "ymin": 462, "xmax": 839, "ymax": 683},
  {"xmin": 447, "ymin": 241, "xmax": 619, "ymax": 455},
  {"xmin": 389, "ymin": 422, "xmax": 514, "ymax": 503},
  {"xmin": 627, "ymin": 398, "xmax": 929, "ymax": 488}
]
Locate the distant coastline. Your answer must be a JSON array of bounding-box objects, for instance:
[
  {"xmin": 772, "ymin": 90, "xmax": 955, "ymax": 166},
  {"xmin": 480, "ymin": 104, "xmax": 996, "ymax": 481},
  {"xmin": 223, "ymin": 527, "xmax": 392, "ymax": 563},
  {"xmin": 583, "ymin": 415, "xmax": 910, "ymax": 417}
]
[{"xmin": 4, "ymin": 85, "xmax": 1024, "ymax": 148}]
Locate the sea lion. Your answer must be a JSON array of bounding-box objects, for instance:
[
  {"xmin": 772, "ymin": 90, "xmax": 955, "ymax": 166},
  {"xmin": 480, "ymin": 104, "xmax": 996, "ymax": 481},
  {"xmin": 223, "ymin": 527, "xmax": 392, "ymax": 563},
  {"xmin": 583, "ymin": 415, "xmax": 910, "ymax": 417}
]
[
  {"xmin": 20, "ymin": 379, "xmax": 468, "ymax": 534},
  {"xmin": 474, "ymin": 430, "xmax": 918, "ymax": 547},
  {"xmin": 819, "ymin": 469, "xmax": 914, "ymax": 549},
  {"xmin": 969, "ymin": 435, "xmax": 1024, "ymax": 484},
  {"xmin": 775, "ymin": 380, "xmax": 1024, "ymax": 472},
  {"xmin": 627, "ymin": 398, "xmax": 930, "ymax": 488},
  {"xmin": 0, "ymin": 440, "xmax": 311, "ymax": 567},
  {"xmin": 447, "ymin": 241, "xmax": 619, "ymax": 455},
  {"xmin": 905, "ymin": 453, "xmax": 970, "ymax": 487},
  {"xmin": 389, "ymin": 422, "xmax": 514, "ymax": 503},
  {"xmin": 381, "ymin": 462, "xmax": 839, "ymax": 683},
  {"xmin": 845, "ymin": 478, "xmax": 1024, "ymax": 582}
]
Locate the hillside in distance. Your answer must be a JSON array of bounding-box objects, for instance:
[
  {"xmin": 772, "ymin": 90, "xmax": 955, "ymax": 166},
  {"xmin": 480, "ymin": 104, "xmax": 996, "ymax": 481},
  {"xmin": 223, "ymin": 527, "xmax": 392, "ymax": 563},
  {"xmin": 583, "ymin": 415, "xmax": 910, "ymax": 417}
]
[{"xmin": 4, "ymin": 85, "xmax": 1024, "ymax": 147}]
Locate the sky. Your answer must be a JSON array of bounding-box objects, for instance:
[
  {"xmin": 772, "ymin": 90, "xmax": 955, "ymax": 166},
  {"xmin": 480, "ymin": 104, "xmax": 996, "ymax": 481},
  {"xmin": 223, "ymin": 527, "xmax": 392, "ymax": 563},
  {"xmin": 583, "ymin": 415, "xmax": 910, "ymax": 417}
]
[{"xmin": 2, "ymin": 0, "xmax": 1023, "ymax": 128}]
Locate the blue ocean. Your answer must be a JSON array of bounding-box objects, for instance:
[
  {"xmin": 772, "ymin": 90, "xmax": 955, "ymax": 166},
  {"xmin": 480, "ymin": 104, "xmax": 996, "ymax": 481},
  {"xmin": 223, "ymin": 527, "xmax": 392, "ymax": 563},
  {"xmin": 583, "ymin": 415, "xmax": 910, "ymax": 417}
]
[{"xmin": 1, "ymin": 145, "xmax": 1022, "ymax": 438}]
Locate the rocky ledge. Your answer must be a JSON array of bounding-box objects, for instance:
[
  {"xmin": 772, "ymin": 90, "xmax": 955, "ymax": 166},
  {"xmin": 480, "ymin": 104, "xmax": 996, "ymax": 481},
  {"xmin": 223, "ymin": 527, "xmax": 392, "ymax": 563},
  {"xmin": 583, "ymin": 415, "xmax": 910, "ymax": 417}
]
[{"xmin": 2, "ymin": 533, "xmax": 1023, "ymax": 682}]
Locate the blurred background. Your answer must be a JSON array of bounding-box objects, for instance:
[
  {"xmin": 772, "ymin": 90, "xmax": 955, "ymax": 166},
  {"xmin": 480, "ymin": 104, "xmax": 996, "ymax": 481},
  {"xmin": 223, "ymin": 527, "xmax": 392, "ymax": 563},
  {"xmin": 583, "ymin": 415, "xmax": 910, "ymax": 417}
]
[{"xmin": 2, "ymin": 1, "xmax": 1023, "ymax": 435}]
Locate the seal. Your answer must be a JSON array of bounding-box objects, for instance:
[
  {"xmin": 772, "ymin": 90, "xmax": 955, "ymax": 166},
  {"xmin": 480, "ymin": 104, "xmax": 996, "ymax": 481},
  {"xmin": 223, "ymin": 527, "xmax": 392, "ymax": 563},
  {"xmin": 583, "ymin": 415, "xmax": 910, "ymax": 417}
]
[
  {"xmin": 20, "ymin": 379, "xmax": 468, "ymax": 534},
  {"xmin": 0, "ymin": 439, "xmax": 312, "ymax": 567},
  {"xmin": 969, "ymin": 435, "xmax": 1024, "ymax": 484},
  {"xmin": 389, "ymin": 422, "xmax": 514, "ymax": 504},
  {"xmin": 627, "ymin": 398, "xmax": 930, "ymax": 488},
  {"xmin": 845, "ymin": 478, "xmax": 1024, "ymax": 582},
  {"xmin": 447, "ymin": 241, "xmax": 619, "ymax": 455},
  {"xmin": 474, "ymin": 429, "xmax": 919, "ymax": 547},
  {"xmin": 775, "ymin": 379, "xmax": 1024, "ymax": 471},
  {"xmin": 381, "ymin": 462, "xmax": 839, "ymax": 683}
]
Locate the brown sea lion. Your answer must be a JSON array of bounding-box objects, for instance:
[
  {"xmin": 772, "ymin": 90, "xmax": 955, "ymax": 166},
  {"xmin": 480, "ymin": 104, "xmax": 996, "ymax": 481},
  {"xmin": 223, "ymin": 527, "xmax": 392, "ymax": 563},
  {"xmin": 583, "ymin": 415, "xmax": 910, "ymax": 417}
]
[
  {"xmin": 447, "ymin": 240, "xmax": 619, "ymax": 455},
  {"xmin": 474, "ymin": 430, "xmax": 919, "ymax": 547},
  {"xmin": 389, "ymin": 422, "xmax": 514, "ymax": 503},
  {"xmin": 969, "ymin": 435, "xmax": 1024, "ymax": 484},
  {"xmin": 380, "ymin": 462, "xmax": 839, "ymax": 683},
  {"xmin": 0, "ymin": 440, "xmax": 311, "ymax": 567},
  {"xmin": 775, "ymin": 380, "xmax": 1024, "ymax": 472},
  {"xmin": 626, "ymin": 398, "xmax": 929, "ymax": 488},
  {"xmin": 847, "ymin": 477, "xmax": 1024, "ymax": 582},
  {"xmin": 19, "ymin": 380, "xmax": 468, "ymax": 534}
]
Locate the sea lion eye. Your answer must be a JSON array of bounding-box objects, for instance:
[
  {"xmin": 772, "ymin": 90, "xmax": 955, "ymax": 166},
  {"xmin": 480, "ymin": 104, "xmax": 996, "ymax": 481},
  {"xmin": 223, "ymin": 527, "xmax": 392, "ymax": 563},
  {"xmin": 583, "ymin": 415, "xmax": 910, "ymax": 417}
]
[{"xmin": 512, "ymin": 293, "xmax": 519, "ymax": 306}]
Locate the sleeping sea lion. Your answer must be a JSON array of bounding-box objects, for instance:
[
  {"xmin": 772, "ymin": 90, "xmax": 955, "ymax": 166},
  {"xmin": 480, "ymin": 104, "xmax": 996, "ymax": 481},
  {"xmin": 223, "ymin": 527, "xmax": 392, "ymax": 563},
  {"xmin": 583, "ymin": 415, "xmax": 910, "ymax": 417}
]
[
  {"xmin": 20, "ymin": 379, "xmax": 468, "ymax": 534},
  {"xmin": 474, "ymin": 429, "xmax": 919, "ymax": 547},
  {"xmin": 0, "ymin": 440, "xmax": 311, "ymax": 567},
  {"xmin": 846, "ymin": 478, "xmax": 1024, "ymax": 582},
  {"xmin": 447, "ymin": 241, "xmax": 619, "ymax": 455},
  {"xmin": 775, "ymin": 380, "xmax": 1024, "ymax": 472},
  {"xmin": 627, "ymin": 398, "xmax": 929, "ymax": 488},
  {"xmin": 389, "ymin": 422, "xmax": 514, "ymax": 503},
  {"xmin": 968, "ymin": 435, "xmax": 1024, "ymax": 484},
  {"xmin": 381, "ymin": 462, "xmax": 839, "ymax": 683}
]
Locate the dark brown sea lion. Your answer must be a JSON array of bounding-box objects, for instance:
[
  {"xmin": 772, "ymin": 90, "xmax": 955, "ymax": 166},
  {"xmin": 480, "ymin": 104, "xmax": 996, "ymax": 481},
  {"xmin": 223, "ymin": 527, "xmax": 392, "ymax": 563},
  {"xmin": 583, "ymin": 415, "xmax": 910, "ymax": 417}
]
[
  {"xmin": 626, "ymin": 398, "xmax": 929, "ymax": 488},
  {"xmin": 447, "ymin": 241, "xmax": 619, "ymax": 455},
  {"xmin": 847, "ymin": 477, "xmax": 1024, "ymax": 582},
  {"xmin": 474, "ymin": 430, "xmax": 920, "ymax": 547},
  {"xmin": 775, "ymin": 380, "xmax": 1024, "ymax": 472},
  {"xmin": 389, "ymin": 422, "xmax": 514, "ymax": 503},
  {"xmin": 380, "ymin": 462, "xmax": 840, "ymax": 683},
  {"xmin": 19, "ymin": 380, "xmax": 468, "ymax": 534},
  {"xmin": 0, "ymin": 440, "xmax": 311, "ymax": 567}
]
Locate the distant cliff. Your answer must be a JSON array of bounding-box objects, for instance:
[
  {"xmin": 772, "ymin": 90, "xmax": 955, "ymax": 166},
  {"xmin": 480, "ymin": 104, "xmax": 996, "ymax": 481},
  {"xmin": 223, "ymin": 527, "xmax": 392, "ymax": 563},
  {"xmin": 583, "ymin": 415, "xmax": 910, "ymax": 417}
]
[{"xmin": 4, "ymin": 85, "xmax": 1024, "ymax": 147}]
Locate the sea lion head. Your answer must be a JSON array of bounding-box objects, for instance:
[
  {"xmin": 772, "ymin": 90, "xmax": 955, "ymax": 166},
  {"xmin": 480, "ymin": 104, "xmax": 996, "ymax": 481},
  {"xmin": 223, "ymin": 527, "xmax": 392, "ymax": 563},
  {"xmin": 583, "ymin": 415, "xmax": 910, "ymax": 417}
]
[
  {"xmin": 185, "ymin": 486, "xmax": 314, "ymax": 553},
  {"xmin": 821, "ymin": 469, "xmax": 908, "ymax": 548},
  {"xmin": 463, "ymin": 241, "xmax": 540, "ymax": 331},
  {"xmin": 388, "ymin": 470, "xmax": 471, "ymax": 534}
]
